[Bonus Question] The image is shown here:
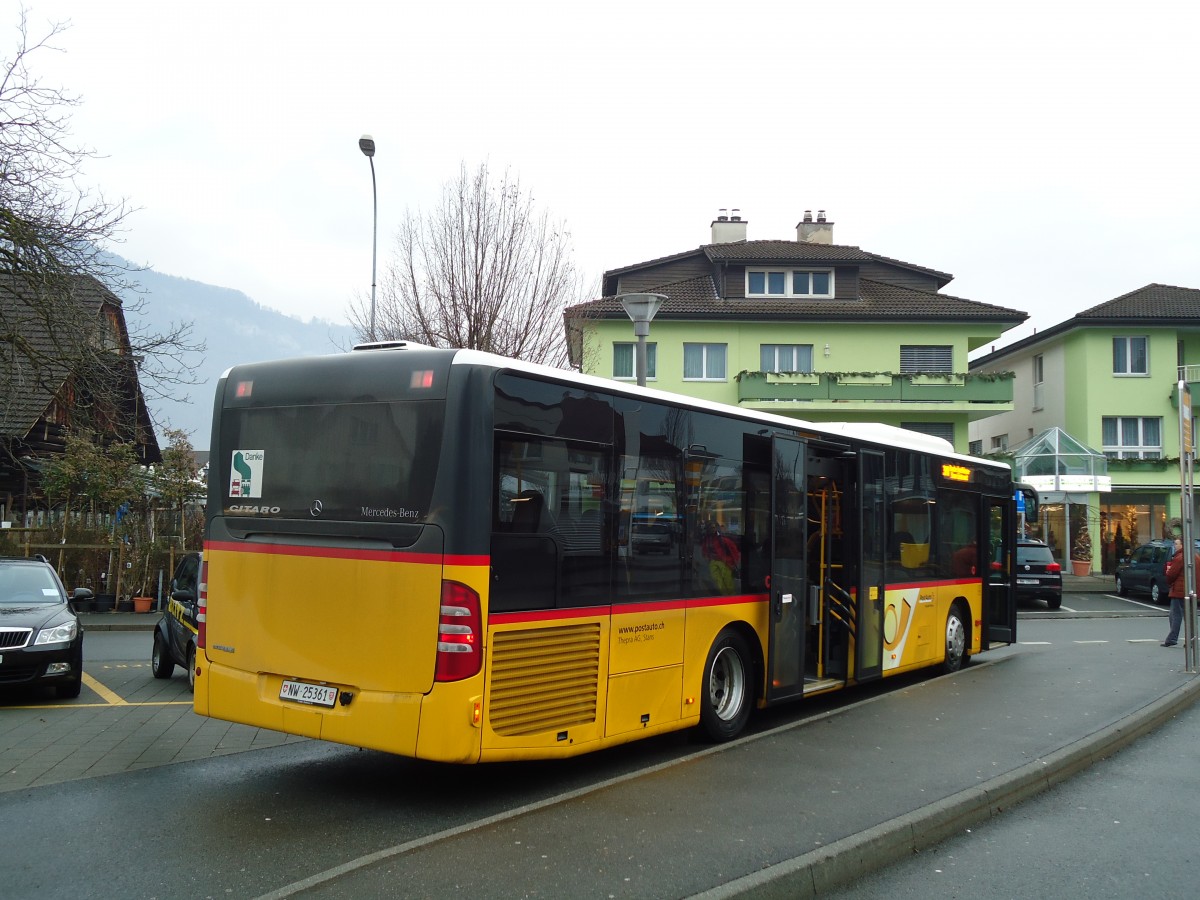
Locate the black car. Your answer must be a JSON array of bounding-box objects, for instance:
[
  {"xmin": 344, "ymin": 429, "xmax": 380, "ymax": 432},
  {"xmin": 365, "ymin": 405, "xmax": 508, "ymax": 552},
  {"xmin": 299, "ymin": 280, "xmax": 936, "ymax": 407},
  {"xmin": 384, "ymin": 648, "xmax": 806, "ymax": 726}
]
[
  {"xmin": 1115, "ymin": 540, "xmax": 1175, "ymax": 604},
  {"xmin": 0, "ymin": 556, "xmax": 89, "ymax": 698},
  {"xmin": 151, "ymin": 553, "xmax": 200, "ymax": 691},
  {"xmin": 1015, "ymin": 540, "xmax": 1062, "ymax": 609}
]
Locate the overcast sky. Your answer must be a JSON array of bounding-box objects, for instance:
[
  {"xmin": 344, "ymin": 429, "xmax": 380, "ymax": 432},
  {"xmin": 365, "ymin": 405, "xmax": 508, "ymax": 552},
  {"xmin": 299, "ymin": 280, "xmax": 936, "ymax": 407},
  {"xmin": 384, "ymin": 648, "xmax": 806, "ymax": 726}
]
[{"xmin": 22, "ymin": 0, "xmax": 1200, "ymax": 352}]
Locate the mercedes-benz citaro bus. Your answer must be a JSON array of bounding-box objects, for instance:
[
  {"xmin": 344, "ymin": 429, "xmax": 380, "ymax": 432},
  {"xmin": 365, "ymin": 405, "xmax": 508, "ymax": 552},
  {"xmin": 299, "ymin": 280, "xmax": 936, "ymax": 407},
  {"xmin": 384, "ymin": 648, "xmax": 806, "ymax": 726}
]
[{"xmin": 194, "ymin": 342, "xmax": 1017, "ymax": 763}]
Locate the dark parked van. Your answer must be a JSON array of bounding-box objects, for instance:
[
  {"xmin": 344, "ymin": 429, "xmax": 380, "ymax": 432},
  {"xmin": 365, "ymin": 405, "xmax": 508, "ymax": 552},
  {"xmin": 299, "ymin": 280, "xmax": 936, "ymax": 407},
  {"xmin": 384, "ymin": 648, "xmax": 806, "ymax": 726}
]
[{"xmin": 1115, "ymin": 540, "xmax": 1175, "ymax": 604}]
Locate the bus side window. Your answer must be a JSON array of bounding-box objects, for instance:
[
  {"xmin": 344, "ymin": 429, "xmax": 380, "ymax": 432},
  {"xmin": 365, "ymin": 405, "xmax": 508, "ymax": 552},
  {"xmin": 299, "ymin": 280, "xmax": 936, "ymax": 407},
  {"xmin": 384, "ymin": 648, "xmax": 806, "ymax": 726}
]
[{"xmin": 492, "ymin": 438, "xmax": 561, "ymax": 611}]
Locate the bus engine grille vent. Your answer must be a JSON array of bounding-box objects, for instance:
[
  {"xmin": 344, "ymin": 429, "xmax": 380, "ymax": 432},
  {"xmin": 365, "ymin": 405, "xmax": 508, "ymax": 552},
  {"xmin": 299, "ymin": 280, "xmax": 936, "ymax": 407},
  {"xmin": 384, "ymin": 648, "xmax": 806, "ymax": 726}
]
[{"xmin": 488, "ymin": 623, "xmax": 601, "ymax": 736}]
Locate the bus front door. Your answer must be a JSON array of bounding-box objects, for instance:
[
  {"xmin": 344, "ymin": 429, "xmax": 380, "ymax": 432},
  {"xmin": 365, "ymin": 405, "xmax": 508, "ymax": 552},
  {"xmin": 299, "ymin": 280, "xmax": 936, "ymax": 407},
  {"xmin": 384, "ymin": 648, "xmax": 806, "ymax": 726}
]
[
  {"xmin": 767, "ymin": 436, "xmax": 807, "ymax": 701},
  {"xmin": 985, "ymin": 496, "xmax": 1017, "ymax": 646}
]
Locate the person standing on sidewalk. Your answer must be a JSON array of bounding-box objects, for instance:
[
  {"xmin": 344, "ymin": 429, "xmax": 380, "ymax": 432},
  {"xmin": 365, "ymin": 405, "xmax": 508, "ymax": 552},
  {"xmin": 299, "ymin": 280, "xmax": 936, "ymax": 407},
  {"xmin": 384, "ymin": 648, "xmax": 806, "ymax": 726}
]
[{"xmin": 1162, "ymin": 538, "xmax": 1200, "ymax": 647}]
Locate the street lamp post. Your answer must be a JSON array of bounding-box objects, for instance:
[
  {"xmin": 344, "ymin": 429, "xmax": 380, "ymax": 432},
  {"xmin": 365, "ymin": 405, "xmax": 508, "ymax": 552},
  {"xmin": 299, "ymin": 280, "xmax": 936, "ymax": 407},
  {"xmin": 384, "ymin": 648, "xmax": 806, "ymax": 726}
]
[
  {"xmin": 358, "ymin": 134, "xmax": 378, "ymax": 342},
  {"xmin": 618, "ymin": 293, "xmax": 666, "ymax": 387}
]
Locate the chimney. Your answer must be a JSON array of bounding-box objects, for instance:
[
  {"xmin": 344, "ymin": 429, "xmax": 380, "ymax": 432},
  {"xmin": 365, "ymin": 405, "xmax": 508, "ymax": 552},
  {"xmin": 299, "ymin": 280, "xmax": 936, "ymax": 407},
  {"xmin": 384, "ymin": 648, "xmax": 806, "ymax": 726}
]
[
  {"xmin": 796, "ymin": 209, "xmax": 834, "ymax": 244},
  {"xmin": 711, "ymin": 207, "xmax": 747, "ymax": 244}
]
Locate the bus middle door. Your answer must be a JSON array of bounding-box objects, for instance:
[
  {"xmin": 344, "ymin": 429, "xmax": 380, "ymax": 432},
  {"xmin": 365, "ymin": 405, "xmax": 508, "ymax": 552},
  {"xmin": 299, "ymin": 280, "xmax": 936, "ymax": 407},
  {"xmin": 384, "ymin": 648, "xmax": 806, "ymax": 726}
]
[{"xmin": 767, "ymin": 436, "xmax": 807, "ymax": 702}]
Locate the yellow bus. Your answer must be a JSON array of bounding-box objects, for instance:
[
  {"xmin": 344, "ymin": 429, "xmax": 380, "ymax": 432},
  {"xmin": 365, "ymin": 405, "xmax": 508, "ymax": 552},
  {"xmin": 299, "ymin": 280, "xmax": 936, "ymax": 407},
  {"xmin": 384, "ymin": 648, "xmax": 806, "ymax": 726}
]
[{"xmin": 194, "ymin": 343, "xmax": 1018, "ymax": 763}]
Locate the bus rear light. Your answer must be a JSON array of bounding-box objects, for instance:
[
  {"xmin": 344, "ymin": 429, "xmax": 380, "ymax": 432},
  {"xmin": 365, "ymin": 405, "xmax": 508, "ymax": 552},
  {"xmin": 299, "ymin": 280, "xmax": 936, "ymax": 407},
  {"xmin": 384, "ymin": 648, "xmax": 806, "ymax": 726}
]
[
  {"xmin": 436, "ymin": 581, "xmax": 481, "ymax": 682},
  {"xmin": 197, "ymin": 557, "xmax": 208, "ymax": 650}
]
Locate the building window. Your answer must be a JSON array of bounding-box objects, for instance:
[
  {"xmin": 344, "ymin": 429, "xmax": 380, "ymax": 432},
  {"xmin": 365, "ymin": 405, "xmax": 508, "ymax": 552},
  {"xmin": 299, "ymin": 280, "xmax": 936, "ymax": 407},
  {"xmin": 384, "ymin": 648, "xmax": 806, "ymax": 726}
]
[
  {"xmin": 1032, "ymin": 354, "xmax": 1044, "ymax": 411},
  {"xmin": 1112, "ymin": 336, "xmax": 1148, "ymax": 375},
  {"xmin": 613, "ymin": 342, "xmax": 656, "ymax": 380},
  {"xmin": 902, "ymin": 422, "xmax": 955, "ymax": 445},
  {"xmin": 990, "ymin": 434, "xmax": 1008, "ymax": 452},
  {"xmin": 899, "ymin": 345, "xmax": 953, "ymax": 373},
  {"xmin": 746, "ymin": 269, "xmax": 834, "ymax": 298},
  {"xmin": 683, "ymin": 343, "xmax": 727, "ymax": 380},
  {"xmin": 1102, "ymin": 416, "xmax": 1162, "ymax": 458},
  {"xmin": 969, "ymin": 440, "xmax": 983, "ymax": 456},
  {"xmin": 760, "ymin": 344, "xmax": 813, "ymax": 373}
]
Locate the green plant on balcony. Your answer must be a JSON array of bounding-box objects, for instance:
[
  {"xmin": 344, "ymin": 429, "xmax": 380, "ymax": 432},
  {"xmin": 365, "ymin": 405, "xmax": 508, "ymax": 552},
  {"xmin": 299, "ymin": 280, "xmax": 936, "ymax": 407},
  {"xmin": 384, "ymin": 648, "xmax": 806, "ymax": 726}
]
[{"xmin": 1105, "ymin": 456, "xmax": 1172, "ymax": 471}]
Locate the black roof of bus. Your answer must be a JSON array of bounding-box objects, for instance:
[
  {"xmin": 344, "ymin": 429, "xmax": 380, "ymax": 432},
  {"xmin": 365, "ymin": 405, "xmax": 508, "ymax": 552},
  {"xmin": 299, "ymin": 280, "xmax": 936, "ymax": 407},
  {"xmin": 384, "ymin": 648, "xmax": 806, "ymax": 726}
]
[{"xmin": 220, "ymin": 345, "xmax": 458, "ymax": 405}]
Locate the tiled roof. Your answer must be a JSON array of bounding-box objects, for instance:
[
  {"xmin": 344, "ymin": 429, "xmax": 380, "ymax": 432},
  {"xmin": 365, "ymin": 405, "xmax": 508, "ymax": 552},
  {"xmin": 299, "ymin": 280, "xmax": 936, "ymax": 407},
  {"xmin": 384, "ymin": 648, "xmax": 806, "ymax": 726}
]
[
  {"xmin": 702, "ymin": 240, "xmax": 875, "ymax": 263},
  {"xmin": 567, "ymin": 277, "xmax": 1025, "ymax": 324},
  {"xmin": 1075, "ymin": 284, "xmax": 1200, "ymax": 319},
  {"xmin": 603, "ymin": 240, "xmax": 958, "ymax": 297},
  {"xmin": 0, "ymin": 274, "xmax": 121, "ymax": 436},
  {"xmin": 970, "ymin": 283, "xmax": 1200, "ymax": 367},
  {"xmin": 566, "ymin": 275, "xmax": 719, "ymax": 318},
  {"xmin": 604, "ymin": 240, "xmax": 955, "ymax": 280}
]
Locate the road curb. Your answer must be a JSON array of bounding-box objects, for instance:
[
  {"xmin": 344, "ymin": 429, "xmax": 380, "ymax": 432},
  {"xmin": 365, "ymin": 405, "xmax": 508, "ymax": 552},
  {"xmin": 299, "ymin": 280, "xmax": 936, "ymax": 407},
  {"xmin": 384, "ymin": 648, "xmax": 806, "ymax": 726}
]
[{"xmin": 696, "ymin": 672, "xmax": 1200, "ymax": 899}]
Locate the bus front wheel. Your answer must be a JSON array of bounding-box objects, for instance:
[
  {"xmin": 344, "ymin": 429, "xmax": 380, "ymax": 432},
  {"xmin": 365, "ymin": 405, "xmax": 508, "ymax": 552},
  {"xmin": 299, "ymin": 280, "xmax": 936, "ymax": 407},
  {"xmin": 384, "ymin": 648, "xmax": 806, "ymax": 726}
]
[
  {"xmin": 943, "ymin": 606, "xmax": 969, "ymax": 674},
  {"xmin": 700, "ymin": 629, "xmax": 753, "ymax": 741}
]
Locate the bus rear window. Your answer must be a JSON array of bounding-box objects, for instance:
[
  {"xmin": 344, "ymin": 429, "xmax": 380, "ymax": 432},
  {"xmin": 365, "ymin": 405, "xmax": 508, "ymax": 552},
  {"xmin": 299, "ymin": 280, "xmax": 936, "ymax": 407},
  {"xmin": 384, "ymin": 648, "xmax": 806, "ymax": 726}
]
[{"xmin": 218, "ymin": 400, "xmax": 445, "ymax": 521}]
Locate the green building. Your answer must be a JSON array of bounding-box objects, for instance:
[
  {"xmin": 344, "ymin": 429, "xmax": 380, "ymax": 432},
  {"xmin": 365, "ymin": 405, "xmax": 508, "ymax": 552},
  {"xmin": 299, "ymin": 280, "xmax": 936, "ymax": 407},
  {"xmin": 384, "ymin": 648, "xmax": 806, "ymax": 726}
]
[{"xmin": 969, "ymin": 284, "xmax": 1200, "ymax": 575}]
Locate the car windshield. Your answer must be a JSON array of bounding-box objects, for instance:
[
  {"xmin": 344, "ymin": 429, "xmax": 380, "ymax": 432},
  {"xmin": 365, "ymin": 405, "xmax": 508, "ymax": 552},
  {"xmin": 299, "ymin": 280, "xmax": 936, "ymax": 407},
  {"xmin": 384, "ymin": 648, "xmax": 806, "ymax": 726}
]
[
  {"xmin": 0, "ymin": 564, "xmax": 63, "ymax": 605},
  {"xmin": 1017, "ymin": 544, "xmax": 1055, "ymax": 565}
]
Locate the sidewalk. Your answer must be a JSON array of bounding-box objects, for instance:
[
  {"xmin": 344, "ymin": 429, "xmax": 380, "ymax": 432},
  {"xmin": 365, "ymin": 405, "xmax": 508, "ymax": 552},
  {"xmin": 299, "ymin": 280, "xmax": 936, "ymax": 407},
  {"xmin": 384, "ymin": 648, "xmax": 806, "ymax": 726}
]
[
  {"xmin": 1062, "ymin": 571, "xmax": 1115, "ymax": 593},
  {"xmin": 78, "ymin": 610, "xmax": 159, "ymax": 631}
]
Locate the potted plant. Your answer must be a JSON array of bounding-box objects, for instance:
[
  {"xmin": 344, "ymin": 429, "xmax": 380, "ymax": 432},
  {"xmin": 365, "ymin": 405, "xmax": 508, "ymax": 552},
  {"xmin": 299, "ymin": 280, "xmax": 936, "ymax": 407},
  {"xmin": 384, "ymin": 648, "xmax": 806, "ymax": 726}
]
[
  {"xmin": 1071, "ymin": 527, "xmax": 1092, "ymax": 576},
  {"xmin": 132, "ymin": 594, "xmax": 155, "ymax": 613}
]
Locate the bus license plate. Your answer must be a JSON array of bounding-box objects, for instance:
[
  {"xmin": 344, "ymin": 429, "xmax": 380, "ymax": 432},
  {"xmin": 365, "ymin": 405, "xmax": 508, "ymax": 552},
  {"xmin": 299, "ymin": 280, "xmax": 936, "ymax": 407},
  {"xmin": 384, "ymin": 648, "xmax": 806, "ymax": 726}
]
[{"xmin": 279, "ymin": 680, "xmax": 338, "ymax": 708}]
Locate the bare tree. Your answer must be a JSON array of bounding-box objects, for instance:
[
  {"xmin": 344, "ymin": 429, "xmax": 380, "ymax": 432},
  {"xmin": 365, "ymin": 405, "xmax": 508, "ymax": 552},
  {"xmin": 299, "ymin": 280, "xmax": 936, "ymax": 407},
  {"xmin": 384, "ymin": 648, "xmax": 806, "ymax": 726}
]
[
  {"xmin": 0, "ymin": 10, "xmax": 202, "ymax": 431},
  {"xmin": 350, "ymin": 162, "xmax": 585, "ymax": 367}
]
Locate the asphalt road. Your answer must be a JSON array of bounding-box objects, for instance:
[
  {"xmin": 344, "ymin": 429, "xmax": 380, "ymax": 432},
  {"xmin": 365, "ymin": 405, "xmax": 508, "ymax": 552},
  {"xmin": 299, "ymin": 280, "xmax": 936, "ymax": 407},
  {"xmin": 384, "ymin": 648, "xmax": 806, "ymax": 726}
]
[{"xmin": 0, "ymin": 585, "xmax": 1192, "ymax": 899}]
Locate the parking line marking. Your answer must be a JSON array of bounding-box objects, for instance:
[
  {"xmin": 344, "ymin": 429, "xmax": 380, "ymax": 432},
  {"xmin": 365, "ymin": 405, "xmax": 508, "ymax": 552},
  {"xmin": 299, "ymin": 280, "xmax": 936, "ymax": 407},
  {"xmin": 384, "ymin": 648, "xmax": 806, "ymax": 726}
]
[
  {"xmin": 82, "ymin": 672, "xmax": 128, "ymax": 706},
  {"xmin": 1073, "ymin": 640, "xmax": 1109, "ymax": 644},
  {"xmin": 1109, "ymin": 594, "xmax": 1162, "ymax": 610},
  {"xmin": 1020, "ymin": 641, "xmax": 1053, "ymax": 645}
]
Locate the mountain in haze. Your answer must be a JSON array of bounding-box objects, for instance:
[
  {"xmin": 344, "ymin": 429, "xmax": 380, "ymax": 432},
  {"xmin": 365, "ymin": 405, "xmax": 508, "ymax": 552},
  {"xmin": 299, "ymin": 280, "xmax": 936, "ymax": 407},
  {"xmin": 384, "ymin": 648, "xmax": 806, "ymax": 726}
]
[{"xmin": 117, "ymin": 263, "xmax": 356, "ymax": 448}]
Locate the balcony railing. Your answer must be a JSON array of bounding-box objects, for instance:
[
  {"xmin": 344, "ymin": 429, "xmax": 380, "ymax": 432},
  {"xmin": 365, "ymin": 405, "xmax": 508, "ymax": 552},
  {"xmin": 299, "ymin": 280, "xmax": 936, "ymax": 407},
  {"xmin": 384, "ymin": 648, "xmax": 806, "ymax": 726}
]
[{"xmin": 736, "ymin": 371, "xmax": 1015, "ymax": 404}]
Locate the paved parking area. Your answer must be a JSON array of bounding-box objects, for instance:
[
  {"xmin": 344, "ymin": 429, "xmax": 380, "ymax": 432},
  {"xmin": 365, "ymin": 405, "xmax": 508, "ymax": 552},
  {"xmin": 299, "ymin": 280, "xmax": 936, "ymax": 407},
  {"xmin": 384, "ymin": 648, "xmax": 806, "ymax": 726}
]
[{"xmin": 0, "ymin": 660, "xmax": 305, "ymax": 793}]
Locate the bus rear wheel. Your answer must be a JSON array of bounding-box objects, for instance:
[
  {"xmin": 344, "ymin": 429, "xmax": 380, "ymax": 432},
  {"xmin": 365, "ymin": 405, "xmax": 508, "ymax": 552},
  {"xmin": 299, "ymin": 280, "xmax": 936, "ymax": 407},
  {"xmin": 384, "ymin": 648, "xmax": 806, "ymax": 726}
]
[
  {"xmin": 943, "ymin": 606, "xmax": 969, "ymax": 674},
  {"xmin": 700, "ymin": 629, "xmax": 753, "ymax": 741}
]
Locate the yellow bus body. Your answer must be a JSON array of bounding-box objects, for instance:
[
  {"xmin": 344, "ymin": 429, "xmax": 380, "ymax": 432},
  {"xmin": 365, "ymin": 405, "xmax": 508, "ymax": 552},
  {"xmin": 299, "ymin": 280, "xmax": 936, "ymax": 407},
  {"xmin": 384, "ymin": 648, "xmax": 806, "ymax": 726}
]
[{"xmin": 197, "ymin": 537, "xmax": 980, "ymax": 762}]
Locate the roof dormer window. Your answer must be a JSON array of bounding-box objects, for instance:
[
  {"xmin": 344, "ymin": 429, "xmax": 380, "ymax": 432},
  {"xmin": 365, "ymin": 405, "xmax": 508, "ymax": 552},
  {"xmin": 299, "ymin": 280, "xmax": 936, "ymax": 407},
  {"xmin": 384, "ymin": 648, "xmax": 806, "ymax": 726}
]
[{"xmin": 746, "ymin": 268, "xmax": 834, "ymax": 299}]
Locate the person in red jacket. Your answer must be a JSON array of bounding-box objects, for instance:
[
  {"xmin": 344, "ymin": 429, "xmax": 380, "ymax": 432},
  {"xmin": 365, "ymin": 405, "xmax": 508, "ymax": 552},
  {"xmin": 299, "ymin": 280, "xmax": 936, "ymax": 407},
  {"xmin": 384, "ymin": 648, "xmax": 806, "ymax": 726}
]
[{"xmin": 1162, "ymin": 538, "xmax": 1200, "ymax": 647}]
